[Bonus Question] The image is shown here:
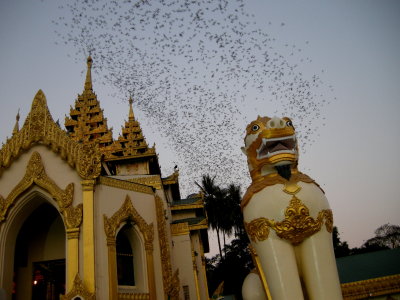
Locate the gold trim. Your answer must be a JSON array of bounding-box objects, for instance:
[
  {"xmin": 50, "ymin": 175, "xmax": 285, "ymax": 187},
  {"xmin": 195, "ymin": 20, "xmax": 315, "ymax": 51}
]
[
  {"xmin": 81, "ymin": 179, "xmax": 95, "ymax": 191},
  {"xmin": 104, "ymin": 195, "xmax": 155, "ymax": 300},
  {"xmin": 82, "ymin": 179, "xmax": 96, "ymax": 292},
  {"xmin": 189, "ymin": 219, "xmax": 208, "ymax": 231},
  {"xmin": 171, "ymin": 223, "xmax": 190, "ymax": 236},
  {"xmin": 170, "ymin": 197, "xmax": 204, "ymax": 211},
  {"xmin": 0, "ymin": 90, "xmax": 101, "ymax": 180},
  {"xmin": 341, "ymin": 274, "xmax": 400, "ymax": 300},
  {"xmin": 192, "ymin": 248, "xmax": 201, "ymax": 300},
  {"xmin": 265, "ymin": 153, "xmax": 296, "ymax": 164},
  {"xmin": 61, "ymin": 273, "xmax": 95, "ymax": 300},
  {"xmin": 199, "ymin": 237, "xmax": 210, "ymax": 299},
  {"xmin": 170, "ymin": 203, "xmax": 204, "ymax": 211},
  {"xmin": 104, "ymin": 195, "xmax": 154, "ymax": 249},
  {"xmin": 118, "ymin": 293, "xmax": 150, "ymax": 299},
  {"xmin": 155, "ymin": 195, "xmax": 180, "ymax": 299},
  {"xmin": 66, "ymin": 228, "xmax": 80, "ymax": 240},
  {"xmin": 66, "ymin": 232, "xmax": 80, "ymax": 289},
  {"xmin": 241, "ymin": 172, "xmax": 321, "ymax": 209},
  {"xmin": 283, "ymin": 182, "xmax": 301, "ymax": 195},
  {"xmin": 100, "ymin": 176, "xmax": 154, "ymax": 195},
  {"xmin": 0, "ymin": 151, "xmax": 82, "ymax": 229},
  {"xmin": 245, "ymin": 195, "xmax": 333, "ymax": 245},
  {"xmin": 249, "ymin": 245, "xmax": 272, "ymax": 300},
  {"xmin": 129, "ymin": 176, "xmax": 162, "ymax": 190},
  {"xmin": 162, "ymin": 171, "xmax": 179, "ymax": 185}
]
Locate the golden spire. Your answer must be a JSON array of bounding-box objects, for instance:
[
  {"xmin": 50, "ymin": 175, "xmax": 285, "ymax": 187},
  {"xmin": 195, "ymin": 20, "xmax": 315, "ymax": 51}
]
[
  {"xmin": 84, "ymin": 56, "xmax": 93, "ymax": 92},
  {"xmin": 65, "ymin": 57, "xmax": 115, "ymax": 157},
  {"xmin": 109, "ymin": 96, "xmax": 156, "ymax": 159},
  {"xmin": 128, "ymin": 96, "xmax": 135, "ymax": 121},
  {"xmin": 12, "ymin": 109, "xmax": 20, "ymax": 135}
]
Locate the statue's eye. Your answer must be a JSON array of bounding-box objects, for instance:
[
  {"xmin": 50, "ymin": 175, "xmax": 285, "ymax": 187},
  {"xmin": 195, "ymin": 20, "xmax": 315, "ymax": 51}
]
[
  {"xmin": 286, "ymin": 120, "xmax": 293, "ymax": 127},
  {"xmin": 252, "ymin": 124, "xmax": 260, "ymax": 132}
]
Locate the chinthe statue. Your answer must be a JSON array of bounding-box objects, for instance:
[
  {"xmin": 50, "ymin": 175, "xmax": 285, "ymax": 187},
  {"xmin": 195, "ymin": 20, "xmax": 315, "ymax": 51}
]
[{"xmin": 241, "ymin": 116, "xmax": 343, "ymax": 300}]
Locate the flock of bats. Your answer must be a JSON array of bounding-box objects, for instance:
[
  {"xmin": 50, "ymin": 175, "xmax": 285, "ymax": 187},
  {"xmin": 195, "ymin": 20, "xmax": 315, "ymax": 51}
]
[{"xmin": 53, "ymin": 0, "xmax": 335, "ymax": 195}]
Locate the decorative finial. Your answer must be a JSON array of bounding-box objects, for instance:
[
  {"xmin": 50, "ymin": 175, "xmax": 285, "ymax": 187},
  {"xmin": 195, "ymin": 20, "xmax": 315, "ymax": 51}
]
[
  {"xmin": 84, "ymin": 56, "xmax": 93, "ymax": 92},
  {"xmin": 13, "ymin": 109, "xmax": 20, "ymax": 135},
  {"xmin": 128, "ymin": 95, "xmax": 135, "ymax": 121}
]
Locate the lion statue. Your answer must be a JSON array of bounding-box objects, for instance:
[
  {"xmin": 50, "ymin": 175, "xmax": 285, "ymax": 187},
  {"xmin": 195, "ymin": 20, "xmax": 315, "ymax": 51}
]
[{"xmin": 241, "ymin": 116, "xmax": 342, "ymax": 300}]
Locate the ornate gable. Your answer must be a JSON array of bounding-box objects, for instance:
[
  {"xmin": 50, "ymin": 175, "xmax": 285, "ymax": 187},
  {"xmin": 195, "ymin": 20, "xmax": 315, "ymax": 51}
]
[{"xmin": 0, "ymin": 90, "xmax": 101, "ymax": 179}]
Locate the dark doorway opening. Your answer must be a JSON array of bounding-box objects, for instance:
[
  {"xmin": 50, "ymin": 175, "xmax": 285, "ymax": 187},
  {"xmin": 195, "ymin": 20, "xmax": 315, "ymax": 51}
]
[
  {"xmin": 13, "ymin": 202, "xmax": 66, "ymax": 300},
  {"xmin": 32, "ymin": 259, "xmax": 65, "ymax": 300}
]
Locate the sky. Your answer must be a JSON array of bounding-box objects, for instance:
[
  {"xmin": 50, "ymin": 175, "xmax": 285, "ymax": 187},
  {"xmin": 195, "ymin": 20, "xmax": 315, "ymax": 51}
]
[{"xmin": 0, "ymin": 0, "xmax": 399, "ymax": 252}]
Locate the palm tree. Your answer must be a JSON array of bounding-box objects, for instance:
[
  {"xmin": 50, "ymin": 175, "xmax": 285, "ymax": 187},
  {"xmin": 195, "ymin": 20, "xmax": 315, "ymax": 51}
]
[
  {"xmin": 196, "ymin": 175, "xmax": 244, "ymax": 259},
  {"xmin": 196, "ymin": 175, "xmax": 226, "ymax": 259},
  {"xmin": 226, "ymin": 183, "xmax": 244, "ymax": 237}
]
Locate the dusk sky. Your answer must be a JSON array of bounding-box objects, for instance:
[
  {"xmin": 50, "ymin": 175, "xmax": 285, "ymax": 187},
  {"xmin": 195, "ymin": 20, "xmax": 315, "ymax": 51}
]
[{"xmin": 0, "ymin": 0, "xmax": 399, "ymax": 253}]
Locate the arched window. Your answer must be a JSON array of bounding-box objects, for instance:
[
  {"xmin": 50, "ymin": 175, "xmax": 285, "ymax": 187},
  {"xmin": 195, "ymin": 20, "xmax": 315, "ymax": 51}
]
[{"xmin": 116, "ymin": 224, "xmax": 135, "ymax": 286}]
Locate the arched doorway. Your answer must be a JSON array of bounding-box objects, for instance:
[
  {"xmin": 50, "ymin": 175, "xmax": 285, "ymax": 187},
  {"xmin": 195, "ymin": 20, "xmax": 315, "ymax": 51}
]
[{"xmin": 13, "ymin": 202, "xmax": 66, "ymax": 300}]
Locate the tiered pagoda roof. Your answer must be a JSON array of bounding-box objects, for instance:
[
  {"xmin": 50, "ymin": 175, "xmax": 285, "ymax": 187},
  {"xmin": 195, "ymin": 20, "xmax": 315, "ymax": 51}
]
[
  {"xmin": 64, "ymin": 56, "xmax": 115, "ymax": 157},
  {"xmin": 64, "ymin": 57, "xmax": 161, "ymax": 176},
  {"xmin": 109, "ymin": 97, "xmax": 156, "ymax": 160}
]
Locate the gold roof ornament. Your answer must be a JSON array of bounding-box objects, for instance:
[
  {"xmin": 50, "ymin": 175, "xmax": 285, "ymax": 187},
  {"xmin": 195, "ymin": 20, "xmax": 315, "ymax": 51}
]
[
  {"xmin": 65, "ymin": 57, "xmax": 116, "ymax": 157},
  {"xmin": 84, "ymin": 56, "xmax": 93, "ymax": 92},
  {"xmin": 109, "ymin": 96, "xmax": 156, "ymax": 159},
  {"xmin": 128, "ymin": 95, "xmax": 135, "ymax": 121},
  {"xmin": 12, "ymin": 109, "xmax": 20, "ymax": 135}
]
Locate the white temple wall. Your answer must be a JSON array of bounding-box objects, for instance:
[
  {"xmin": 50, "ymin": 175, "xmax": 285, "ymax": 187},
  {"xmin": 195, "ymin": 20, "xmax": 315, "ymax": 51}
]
[
  {"xmin": 95, "ymin": 183, "xmax": 165, "ymax": 299},
  {"xmin": 172, "ymin": 233, "xmax": 197, "ymax": 300}
]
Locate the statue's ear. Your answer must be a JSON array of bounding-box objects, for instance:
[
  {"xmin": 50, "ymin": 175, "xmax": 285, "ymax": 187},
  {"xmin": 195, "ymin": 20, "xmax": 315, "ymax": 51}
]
[{"xmin": 241, "ymin": 147, "xmax": 247, "ymax": 155}]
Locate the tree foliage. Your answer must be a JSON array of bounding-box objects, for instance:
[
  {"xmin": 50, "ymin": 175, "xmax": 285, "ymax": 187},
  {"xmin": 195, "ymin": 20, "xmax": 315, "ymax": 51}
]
[
  {"xmin": 332, "ymin": 226, "xmax": 351, "ymax": 257},
  {"xmin": 206, "ymin": 234, "xmax": 252, "ymax": 300},
  {"xmin": 333, "ymin": 224, "xmax": 399, "ymax": 256},
  {"xmin": 196, "ymin": 175, "xmax": 244, "ymax": 260},
  {"xmin": 364, "ymin": 223, "xmax": 400, "ymax": 249}
]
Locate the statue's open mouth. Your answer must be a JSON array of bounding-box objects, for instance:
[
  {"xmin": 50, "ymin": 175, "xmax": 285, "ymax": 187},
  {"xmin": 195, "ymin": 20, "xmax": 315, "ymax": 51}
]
[{"xmin": 256, "ymin": 135, "xmax": 297, "ymax": 160}]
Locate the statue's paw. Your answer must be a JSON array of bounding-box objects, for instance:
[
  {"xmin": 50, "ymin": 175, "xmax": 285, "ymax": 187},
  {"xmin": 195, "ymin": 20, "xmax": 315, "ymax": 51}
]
[{"xmin": 242, "ymin": 271, "xmax": 267, "ymax": 300}]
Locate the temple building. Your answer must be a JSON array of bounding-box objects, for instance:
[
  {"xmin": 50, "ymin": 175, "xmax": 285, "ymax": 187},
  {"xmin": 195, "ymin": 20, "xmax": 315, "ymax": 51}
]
[{"xmin": 0, "ymin": 57, "xmax": 209, "ymax": 300}]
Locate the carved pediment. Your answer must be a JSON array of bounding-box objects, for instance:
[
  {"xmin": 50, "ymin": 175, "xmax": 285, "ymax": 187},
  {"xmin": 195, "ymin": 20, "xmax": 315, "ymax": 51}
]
[
  {"xmin": 0, "ymin": 90, "xmax": 101, "ymax": 180},
  {"xmin": 60, "ymin": 273, "xmax": 95, "ymax": 300}
]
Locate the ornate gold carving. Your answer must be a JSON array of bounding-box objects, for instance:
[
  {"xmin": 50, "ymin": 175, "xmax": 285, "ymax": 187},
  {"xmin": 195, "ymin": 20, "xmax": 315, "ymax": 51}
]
[
  {"xmin": 155, "ymin": 195, "xmax": 180, "ymax": 299},
  {"xmin": 108, "ymin": 96, "xmax": 157, "ymax": 160},
  {"xmin": 341, "ymin": 274, "xmax": 400, "ymax": 300},
  {"xmin": 64, "ymin": 204, "xmax": 83, "ymax": 229},
  {"xmin": 0, "ymin": 90, "xmax": 101, "ymax": 179},
  {"xmin": 61, "ymin": 273, "xmax": 95, "ymax": 300},
  {"xmin": 103, "ymin": 195, "xmax": 154, "ymax": 250},
  {"xmin": 99, "ymin": 176, "xmax": 153, "ymax": 195},
  {"xmin": 245, "ymin": 218, "xmax": 270, "ymax": 242},
  {"xmin": 245, "ymin": 196, "xmax": 333, "ymax": 245},
  {"xmin": 0, "ymin": 151, "xmax": 82, "ymax": 230}
]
